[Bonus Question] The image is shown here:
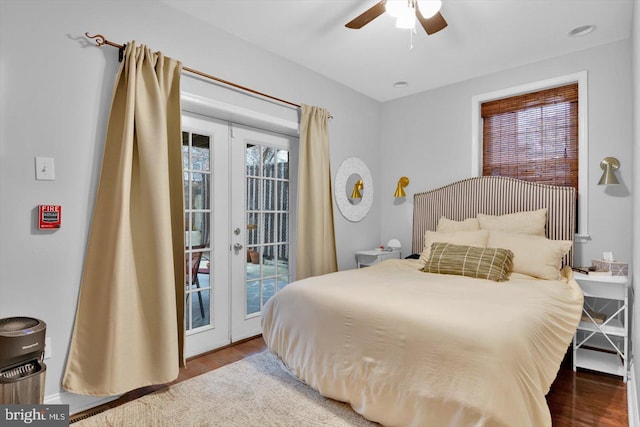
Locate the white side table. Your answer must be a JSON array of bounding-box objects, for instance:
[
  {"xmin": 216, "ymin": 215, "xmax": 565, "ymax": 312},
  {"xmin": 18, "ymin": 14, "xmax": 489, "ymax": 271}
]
[
  {"xmin": 355, "ymin": 249, "xmax": 401, "ymax": 268},
  {"xmin": 572, "ymin": 272, "xmax": 630, "ymax": 382}
]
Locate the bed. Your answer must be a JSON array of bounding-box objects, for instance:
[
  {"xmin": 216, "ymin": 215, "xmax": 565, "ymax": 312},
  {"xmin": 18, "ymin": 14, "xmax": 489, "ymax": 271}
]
[{"xmin": 261, "ymin": 176, "xmax": 584, "ymax": 427}]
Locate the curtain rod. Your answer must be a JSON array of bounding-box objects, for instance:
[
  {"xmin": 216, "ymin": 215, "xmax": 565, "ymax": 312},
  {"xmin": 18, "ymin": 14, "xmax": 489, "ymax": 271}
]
[{"xmin": 85, "ymin": 33, "xmax": 333, "ymax": 118}]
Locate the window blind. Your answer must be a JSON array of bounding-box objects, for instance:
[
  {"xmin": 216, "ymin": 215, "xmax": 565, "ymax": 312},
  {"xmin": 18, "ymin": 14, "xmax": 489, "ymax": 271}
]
[{"xmin": 481, "ymin": 83, "xmax": 578, "ymax": 190}]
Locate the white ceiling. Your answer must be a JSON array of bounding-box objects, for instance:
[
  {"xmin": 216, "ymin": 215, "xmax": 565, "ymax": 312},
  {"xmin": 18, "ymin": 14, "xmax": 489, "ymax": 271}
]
[{"xmin": 161, "ymin": 0, "xmax": 634, "ymax": 102}]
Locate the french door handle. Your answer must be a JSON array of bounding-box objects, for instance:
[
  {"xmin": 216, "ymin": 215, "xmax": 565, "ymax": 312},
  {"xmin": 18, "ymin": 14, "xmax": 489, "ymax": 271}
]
[{"xmin": 233, "ymin": 243, "xmax": 243, "ymax": 252}]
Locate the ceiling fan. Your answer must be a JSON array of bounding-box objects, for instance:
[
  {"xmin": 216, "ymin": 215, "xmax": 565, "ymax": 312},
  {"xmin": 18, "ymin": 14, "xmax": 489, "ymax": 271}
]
[{"xmin": 346, "ymin": 0, "xmax": 447, "ymax": 35}]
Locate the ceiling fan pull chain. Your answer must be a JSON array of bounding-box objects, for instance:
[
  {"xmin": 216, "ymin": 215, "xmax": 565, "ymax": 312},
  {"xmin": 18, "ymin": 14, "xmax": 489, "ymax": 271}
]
[{"xmin": 409, "ymin": 26, "xmax": 416, "ymax": 51}]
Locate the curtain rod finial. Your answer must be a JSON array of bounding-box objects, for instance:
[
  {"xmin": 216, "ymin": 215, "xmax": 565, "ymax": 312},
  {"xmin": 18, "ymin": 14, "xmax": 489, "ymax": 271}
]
[{"xmin": 85, "ymin": 32, "xmax": 106, "ymax": 46}]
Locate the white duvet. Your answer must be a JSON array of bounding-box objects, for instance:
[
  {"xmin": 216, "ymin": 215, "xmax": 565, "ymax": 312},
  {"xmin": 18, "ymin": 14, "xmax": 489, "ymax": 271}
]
[{"xmin": 261, "ymin": 259, "xmax": 583, "ymax": 427}]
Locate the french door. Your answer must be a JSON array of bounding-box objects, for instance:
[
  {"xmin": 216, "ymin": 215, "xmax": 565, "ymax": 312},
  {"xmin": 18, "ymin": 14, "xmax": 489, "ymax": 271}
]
[
  {"xmin": 182, "ymin": 113, "xmax": 297, "ymax": 357},
  {"xmin": 230, "ymin": 125, "xmax": 297, "ymax": 341}
]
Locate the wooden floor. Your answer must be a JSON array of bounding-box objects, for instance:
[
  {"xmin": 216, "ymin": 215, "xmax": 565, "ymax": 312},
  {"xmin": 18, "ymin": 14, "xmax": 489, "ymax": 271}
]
[
  {"xmin": 72, "ymin": 337, "xmax": 628, "ymax": 426},
  {"xmin": 547, "ymin": 353, "xmax": 628, "ymax": 426},
  {"xmin": 172, "ymin": 336, "xmax": 268, "ymax": 385}
]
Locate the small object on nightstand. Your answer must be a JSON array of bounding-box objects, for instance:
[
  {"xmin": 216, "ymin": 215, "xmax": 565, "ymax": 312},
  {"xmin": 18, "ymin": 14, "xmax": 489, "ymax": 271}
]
[
  {"xmin": 573, "ymin": 266, "xmax": 612, "ymax": 276},
  {"xmin": 587, "ymin": 270, "xmax": 612, "ymax": 276},
  {"xmin": 387, "ymin": 238, "xmax": 402, "ymax": 251},
  {"xmin": 591, "ymin": 259, "xmax": 629, "ymax": 276}
]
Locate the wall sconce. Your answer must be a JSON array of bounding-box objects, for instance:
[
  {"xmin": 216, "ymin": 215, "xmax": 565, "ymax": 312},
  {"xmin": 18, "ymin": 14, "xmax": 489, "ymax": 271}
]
[
  {"xmin": 351, "ymin": 179, "xmax": 364, "ymax": 199},
  {"xmin": 394, "ymin": 176, "xmax": 410, "ymax": 198},
  {"xmin": 597, "ymin": 157, "xmax": 620, "ymax": 185}
]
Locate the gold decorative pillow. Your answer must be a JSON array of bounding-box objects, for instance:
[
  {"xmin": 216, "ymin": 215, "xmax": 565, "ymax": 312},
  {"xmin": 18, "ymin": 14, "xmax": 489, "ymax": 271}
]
[
  {"xmin": 420, "ymin": 230, "xmax": 489, "ymax": 264},
  {"xmin": 436, "ymin": 216, "xmax": 480, "ymax": 232},
  {"xmin": 487, "ymin": 231, "xmax": 572, "ymax": 280},
  {"xmin": 422, "ymin": 243, "xmax": 514, "ymax": 282},
  {"xmin": 477, "ymin": 208, "xmax": 547, "ymax": 236}
]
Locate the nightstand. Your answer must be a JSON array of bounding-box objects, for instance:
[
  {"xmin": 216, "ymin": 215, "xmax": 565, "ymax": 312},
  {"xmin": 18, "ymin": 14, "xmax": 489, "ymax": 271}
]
[
  {"xmin": 572, "ymin": 272, "xmax": 630, "ymax": 382},
  {"xmin": 355, "ymin": 249, "xmax": 401, "ymax": 268}
]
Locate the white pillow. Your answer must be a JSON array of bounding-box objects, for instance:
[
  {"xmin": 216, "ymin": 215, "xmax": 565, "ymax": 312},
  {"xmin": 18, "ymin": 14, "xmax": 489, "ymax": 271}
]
[
  {"xmin": 436, "ymin": 216, "xmax": 480, "ymax": 232},
  {"xmin": 420, "ymin": 230, "xmax": 489, "ymax": 264},
  {"xmin": 487, "ymin": 231, "xmax": 572, "ymax": 280},
  {"xmin": 477, "ymin": 208, "xmax": 547, "ymax": 236}
]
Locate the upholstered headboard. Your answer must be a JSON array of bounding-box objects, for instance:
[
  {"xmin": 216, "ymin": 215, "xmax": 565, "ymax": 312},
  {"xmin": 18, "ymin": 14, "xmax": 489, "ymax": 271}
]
[{"xmin": 412, "ymin": 176, "xmax": 576, "ymax": 266}]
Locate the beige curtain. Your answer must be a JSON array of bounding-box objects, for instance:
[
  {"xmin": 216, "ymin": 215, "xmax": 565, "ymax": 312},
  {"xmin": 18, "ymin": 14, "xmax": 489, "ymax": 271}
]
[
  {"xmin": 296, "ymin": 105, "xmax": 338, "ymax": 279},
  {"xmin": 63, "ymin": 42, "xmax": 185, "ymax": 396}
]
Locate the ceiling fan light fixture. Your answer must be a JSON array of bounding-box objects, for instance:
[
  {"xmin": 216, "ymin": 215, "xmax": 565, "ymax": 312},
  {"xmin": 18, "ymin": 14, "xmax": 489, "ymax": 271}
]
[
  {"xmin": 396, "ymin": 11, "xmax": 416, "ymax": 29},
  {"xmin": 416, "ymin": 0, "xmax": 442, "ymax": 18},
  {"xmin": 345, "ymin": 0, "xmax": 448, "ymax": 35},
  {"xmin": 385, "ymin": 0, "xmax": 411, "ymax": 18}
]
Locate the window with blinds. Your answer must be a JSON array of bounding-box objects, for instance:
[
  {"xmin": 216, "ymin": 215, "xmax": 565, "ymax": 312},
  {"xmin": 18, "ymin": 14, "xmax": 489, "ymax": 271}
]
[{"xmin": 481, "ymin": 83, "xmax": 578, "ymax": 190}]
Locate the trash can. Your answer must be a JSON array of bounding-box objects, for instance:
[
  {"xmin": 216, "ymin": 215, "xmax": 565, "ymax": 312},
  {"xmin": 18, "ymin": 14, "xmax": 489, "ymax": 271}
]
[{"xmin": 0, "ymin": 317, "xmax": 47, "ymax": 404}]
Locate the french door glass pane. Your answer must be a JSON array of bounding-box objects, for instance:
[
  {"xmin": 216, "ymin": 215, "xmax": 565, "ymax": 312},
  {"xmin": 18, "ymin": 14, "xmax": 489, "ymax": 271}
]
[
  {"xmin": 190, "ymin": 289, "xmax": 210, "ymax": 329},
  {"xmin": 246, "ymin": 145, "xmax": 260, "ymax": 176},
  {"xmin": 245, "ymin": 141, "xmax": 290, "ymax": 317},
  {"xmin": 277, "ymin": 182, "xmax": 289, "ymax": 210},
  {"xmin": 262, "ymin": 279, "xmax": 275, "ymax": 306},
  {"xmin": 246, "ymin": 280, "xmax": 260, "ymax": 315},
  {"xmin": 264, "ymin": 180, "xmax": 275, "ymax": 210},
  {"xmin": 264, "ymin": 213, "xmax": 275, "ymax": 243},
  {"xmin": 263, "ymin": 147, "xmax": 275, "ymax": 178},
  {"xmin": 247, "ymin": 213, "xmax": 259, "ymax": 246},
  {"xmin": 277, "ymin": 150, "xmax": 289, "ymax": 179},
  {"xmin": 191, "ymin": 134, "xmax": 210, "ymax": 171},
  {"xmin": 185, "ymin": 293, "xmax": 192, "ymax": 330},
  {"xmin": 182, "ymin": 132, "xmax": 190, "ymax": 169},
  {"xmin": 276, "ymin": 244, "xmax": 289, "ymax": 275},
  {"xmin": 277, "ymin": 213, "xmax": 289, "ymax": 242},
  {"xmin": 247, "ymin": 178, "xmax": 260, "ymax": 210},
  {"xmin": 187, "ymin": 212, "xmax": 209, "ymax": 247},
  {"xmin": 190, "ymin": 173, "xmax": 210, "ymax": 210}
]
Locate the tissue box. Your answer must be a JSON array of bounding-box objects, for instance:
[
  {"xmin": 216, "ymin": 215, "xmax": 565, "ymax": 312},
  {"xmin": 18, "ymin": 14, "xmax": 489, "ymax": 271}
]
[{"xmin": 591, "ymin": 259, "xmax": 629, "ymax": 276}]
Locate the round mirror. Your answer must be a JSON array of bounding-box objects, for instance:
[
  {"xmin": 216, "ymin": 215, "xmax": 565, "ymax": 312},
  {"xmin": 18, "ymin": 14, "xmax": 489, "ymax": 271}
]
[{"xmin": 335, "ymin": 157, "xmax": 373, "ymax": 222}]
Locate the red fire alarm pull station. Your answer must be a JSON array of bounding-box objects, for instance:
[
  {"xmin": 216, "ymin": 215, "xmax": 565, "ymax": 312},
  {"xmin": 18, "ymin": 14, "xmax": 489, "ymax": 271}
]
[{"xmin": 38, "ymin": 205, "xmax": 62, "ymax": 229}]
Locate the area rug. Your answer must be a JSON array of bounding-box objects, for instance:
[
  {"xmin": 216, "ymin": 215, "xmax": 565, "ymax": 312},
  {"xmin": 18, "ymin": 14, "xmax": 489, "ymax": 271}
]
[{"xmin": 74, "ymin": 351, "xmax": 379, "ymax": 426}]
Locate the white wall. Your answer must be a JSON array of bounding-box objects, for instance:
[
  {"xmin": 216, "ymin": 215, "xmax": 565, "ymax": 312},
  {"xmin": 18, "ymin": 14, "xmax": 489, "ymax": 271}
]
[
  {"xmin": 380, "ymin": 40, "xmax": 633, "ymax": 267},
  {"xmin": 0, "ymin": 0, "xmax": 381, "ymax": 408},
  {"xmin": 631, "ymin": 0, "xmax": 640, "ymax": 418}
]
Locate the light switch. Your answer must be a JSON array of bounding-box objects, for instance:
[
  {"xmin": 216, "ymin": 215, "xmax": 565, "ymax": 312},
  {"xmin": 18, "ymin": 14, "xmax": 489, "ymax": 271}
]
[{"xmin": 35, "ymin": 157, "xmax": 55, "ymax": 181}]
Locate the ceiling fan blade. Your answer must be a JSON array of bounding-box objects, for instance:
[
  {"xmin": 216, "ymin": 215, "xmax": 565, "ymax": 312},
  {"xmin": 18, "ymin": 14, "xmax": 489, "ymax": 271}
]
[
  {"xmin": 345, "ymin": 1, "xmax": 387, "ymax": 29},
  {"xmin": 416, "ymin": 10, "xmax": 448, "ymax": 35}
]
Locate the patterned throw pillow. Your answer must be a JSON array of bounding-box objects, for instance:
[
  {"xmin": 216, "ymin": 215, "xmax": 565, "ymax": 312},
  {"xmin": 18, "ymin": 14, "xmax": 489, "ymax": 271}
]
[{"xmin": 422, "ymin": 242, "xmax": 514, "ymax": 282}]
